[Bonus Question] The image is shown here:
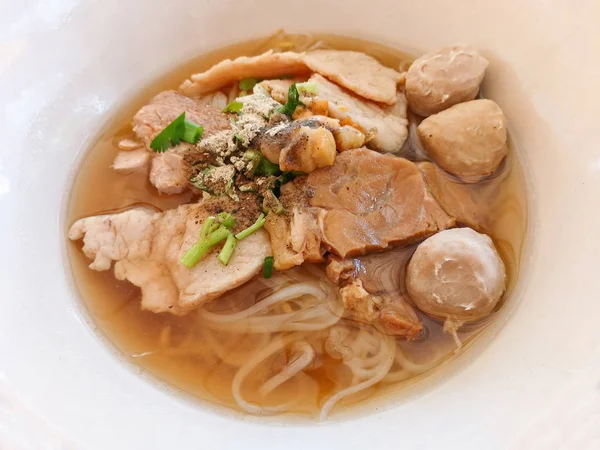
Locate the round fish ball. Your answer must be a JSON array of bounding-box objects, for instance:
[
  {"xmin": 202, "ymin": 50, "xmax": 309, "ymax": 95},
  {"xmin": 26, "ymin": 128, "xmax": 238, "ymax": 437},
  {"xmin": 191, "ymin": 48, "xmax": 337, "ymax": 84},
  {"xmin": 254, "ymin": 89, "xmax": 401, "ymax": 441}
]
[
  {"xmin": 406, "ymin": 228, "xmax": 506, "ymax": 322},
  {"xmin": 418, "ymin": 99, "xmax": 508, "ymax": 182},
  {"xmin": 406, "ymin": 46, "xmax": 488, "ymax": 117}
]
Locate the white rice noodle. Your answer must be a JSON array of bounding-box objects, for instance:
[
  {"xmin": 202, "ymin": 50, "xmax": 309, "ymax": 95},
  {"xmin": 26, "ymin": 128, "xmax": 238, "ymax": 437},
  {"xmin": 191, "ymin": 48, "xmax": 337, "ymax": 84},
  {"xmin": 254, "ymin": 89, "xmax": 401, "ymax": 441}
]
[
  {"xmin": 319, "ymin": 328, "xmax": 396, "ymax": 420},
  {"xmin": 259, "ymin": 341, "xmax": 315, "ymax": 397},
  {"xmin": 202, "ymin": 329, "xmax": 271, "ymax": 367},
  {"xmin": 232, "ymin": 334, "xmax": 307, "ymax": 415},
  {"xmin": 199, "ymin": 282, "xmax": 343, "ymax": 333}
]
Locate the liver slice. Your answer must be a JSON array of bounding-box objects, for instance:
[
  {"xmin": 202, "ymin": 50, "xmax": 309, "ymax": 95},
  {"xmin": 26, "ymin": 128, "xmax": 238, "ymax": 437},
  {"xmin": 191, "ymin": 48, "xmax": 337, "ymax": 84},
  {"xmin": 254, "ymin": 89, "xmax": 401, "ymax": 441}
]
[{"xmin": 307, "ymin": 148, "xmax": 454, "ymax": 257}]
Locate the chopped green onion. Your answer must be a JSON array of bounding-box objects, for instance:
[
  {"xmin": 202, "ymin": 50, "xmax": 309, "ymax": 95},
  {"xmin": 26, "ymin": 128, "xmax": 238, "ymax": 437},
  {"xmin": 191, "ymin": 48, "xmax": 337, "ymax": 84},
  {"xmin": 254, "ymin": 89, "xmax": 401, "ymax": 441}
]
[
  {"xmin": 181, "ymin": 226, "xmax": 230, "ymax": 268},
  {"xmin": 256, "ymin": 157, "xmax": 281, "ymax": 177},
  {"xmin": 183, "ymin": 120, "xmax": 204, "ymax": 144},
  {"xmin": 296, "ymin": 81, "xmax": 318, "ymax": 95},
  {"xmin": 263, "ymin": 190, "xmax": 285, "ymax": 215},
  {"xmin": 223, "ymin": 101, "xmax": 243, "ymax": 114},
  {"xmin": 209, "ymin": 222, "xmax": 220, "ymax": 233},
  {"xmin": 217, "ymin": 212, "xmax": 235, "ymax": 229},
  {"xmin": 235, "ymin": 213, "xmax": 266, "ymax": 240},
  {"xmin": 277, "ymin": 83, "xmax": 304, "ymax": 118},
  {"xmin": 150, "ymin": 112, "xmax": 186, "ymax": 152},
  {"xmin": 263, "ymin": 256, "xmax": 274, "ymax": 279},
  {"xmin": 239, "ymin": 77, "xmax": 258, "ymax": 91},
  {"xmin": 218, "ymin": 233, "xmax": 237, "ymax": 266},
  {"xmin": 199, "ymin": 216, "xmax": 216, "ymax": 240}
]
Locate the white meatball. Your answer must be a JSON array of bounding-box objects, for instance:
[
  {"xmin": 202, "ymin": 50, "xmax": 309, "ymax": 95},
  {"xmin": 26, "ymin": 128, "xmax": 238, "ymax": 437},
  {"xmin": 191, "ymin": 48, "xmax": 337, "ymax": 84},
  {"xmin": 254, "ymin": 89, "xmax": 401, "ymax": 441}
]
[
  {"xmin": 405, "ymin": 45, "xmax": 489, "ymax": 117},
  {"xmin": 418, "ymin": 99, "xmax": 508, "ymax": 182},
  {"xmin": 406, "ymin": 228, "xmax": 506, "ymax": 322}
]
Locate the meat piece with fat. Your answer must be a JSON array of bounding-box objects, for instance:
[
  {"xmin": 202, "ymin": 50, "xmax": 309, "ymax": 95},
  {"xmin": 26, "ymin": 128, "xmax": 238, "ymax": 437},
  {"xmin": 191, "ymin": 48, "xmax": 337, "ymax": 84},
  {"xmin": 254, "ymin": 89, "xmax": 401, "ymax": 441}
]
[{"xmin": 68, "ymin": 198, "xmax": 271, "ymax": 314}]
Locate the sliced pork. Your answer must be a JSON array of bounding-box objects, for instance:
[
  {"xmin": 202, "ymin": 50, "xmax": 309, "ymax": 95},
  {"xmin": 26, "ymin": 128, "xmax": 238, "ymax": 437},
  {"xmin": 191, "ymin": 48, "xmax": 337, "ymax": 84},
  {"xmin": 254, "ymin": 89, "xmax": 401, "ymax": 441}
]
[
  {"xmin": 304, "ymin": 50, "xmax": 403, "ymax": 105},
  {"xmin": 179, "ymin": 51, "xmax": 309, "ymax": 97},
  {"xmin": 68, "ymin": 197, "xmax": 271, "ymax": 314},
  {"xmin": 309, "ymin": 74, "xmax": 408, "ymax": 153}
]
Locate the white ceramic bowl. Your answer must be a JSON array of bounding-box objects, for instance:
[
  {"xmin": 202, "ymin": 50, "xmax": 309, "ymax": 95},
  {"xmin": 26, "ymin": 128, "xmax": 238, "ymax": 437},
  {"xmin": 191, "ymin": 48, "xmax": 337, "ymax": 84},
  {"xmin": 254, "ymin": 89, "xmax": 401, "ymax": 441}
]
[{"xmin": 1, "ymin": 0, "xmax": 600, "ymax": 448}]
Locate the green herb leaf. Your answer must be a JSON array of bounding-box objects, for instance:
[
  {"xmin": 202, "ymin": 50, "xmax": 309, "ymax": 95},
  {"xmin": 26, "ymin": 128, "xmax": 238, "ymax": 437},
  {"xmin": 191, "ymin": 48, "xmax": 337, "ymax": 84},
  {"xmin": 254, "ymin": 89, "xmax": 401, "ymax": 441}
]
[
  {"xmin": 183, "ymin": 120, "xmax": 204, "ymax": 144},
  {"xmin": 150, "ymin": 112, "xmax": 186, "ymax": 152},
  {"xmin": 263, "ymin": 256, "xmax": 274, "ymax": 279},
  {"xmin": 223, "ymin": 101, "xmax": 243, "ymax": 114},
  {"xmin": 238, "ymin": 77, "xmax": 258, "ymax": 91},
  {"xmin": 277, "ymin": 83, "xmax": 304, "ymax": 118}
]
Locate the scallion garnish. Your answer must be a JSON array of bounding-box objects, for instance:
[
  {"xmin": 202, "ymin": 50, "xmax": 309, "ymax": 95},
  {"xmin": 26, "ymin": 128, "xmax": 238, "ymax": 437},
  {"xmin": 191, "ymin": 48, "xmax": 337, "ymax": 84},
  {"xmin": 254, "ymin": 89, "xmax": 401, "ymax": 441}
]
[
  {"xmin": 235, "ymin": 214, "xmax": 266, "ymax": 240},
  {"xmin": 296, "ymin": 81, "xmax": 318, "ymax": 95},
  {"xmin": 183, "ymin": 120, "xmax": 204, "ymax": 144},
  {"xmin": 263, "ymin": 256, "xmax": 274, "ymax": 279},
  {"xmin": 238, "ymin": 77, "xmax": 258, "ymax": 91},
  {"xmin": 277, "ymin": 83, "xmax": 304, "ymax": 118},
  {"xmin": 255, "ymin": 157, "xmax": 281, "ymax": 177},
  {"xmin": 223, "ymin": 101, "xmax": 243, "ymax": 114},
  {"xmin": 181, "ymin": 224, "xmax": 230, "ymax": 268},
  {"xmin": 218, "ymin": 233, "xmax": 237, "ymax": 266},
  {"xmin": 217, "ymin": 212, "xmax": 235, "ymax": 229},
  {"xmin": 150, "ymin": 112, "xmax": 203, "ymax": 152}
]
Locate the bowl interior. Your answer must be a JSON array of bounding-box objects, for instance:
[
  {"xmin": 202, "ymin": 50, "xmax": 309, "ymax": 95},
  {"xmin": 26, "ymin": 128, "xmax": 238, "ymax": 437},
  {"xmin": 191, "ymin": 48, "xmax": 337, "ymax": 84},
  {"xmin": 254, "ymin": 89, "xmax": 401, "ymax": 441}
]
[{"xmin": 1, "ymin": 0, "xmax": 599, "ymax": 449}]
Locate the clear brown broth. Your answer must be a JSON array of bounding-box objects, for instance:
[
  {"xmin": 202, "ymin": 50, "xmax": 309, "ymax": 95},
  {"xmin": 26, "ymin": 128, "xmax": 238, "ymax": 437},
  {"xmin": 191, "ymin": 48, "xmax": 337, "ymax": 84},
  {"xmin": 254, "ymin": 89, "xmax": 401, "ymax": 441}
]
[{"xmin": 67, "ymin": 32, "xmax": 528, "ymax": 419}]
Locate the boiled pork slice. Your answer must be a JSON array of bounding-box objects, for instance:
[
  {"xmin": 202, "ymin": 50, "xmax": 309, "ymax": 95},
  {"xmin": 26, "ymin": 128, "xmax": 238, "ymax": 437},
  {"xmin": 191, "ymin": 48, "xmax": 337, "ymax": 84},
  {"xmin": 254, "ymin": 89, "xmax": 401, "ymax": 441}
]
[
  {"xmin": 179, "ymin": 50, "xmax": 310, "ymax": 96},
  {"xmin": 119, "ymin": 90, "xmax": 230, "ymax": 195},
  {"xmin": 309, "ymin": 74, "xmax": 408, "ymax": 153},
  {"xmin": 112, "ymin": 149, "xmax": 150, "ymax": 174},
  {"xmin": 69, "ymin": 198, "xmax": 271, "ymax": 314},
  {"xmin": 304, "ymin": 50, "xmax": 403, "ymax": 105},
  {"xmin": 132, "ymin": 90, "xmax": 229, "ymax": 147},
  {"xmin": 307, "ymin": 148, "xmax": 454, "ymax": 258}
]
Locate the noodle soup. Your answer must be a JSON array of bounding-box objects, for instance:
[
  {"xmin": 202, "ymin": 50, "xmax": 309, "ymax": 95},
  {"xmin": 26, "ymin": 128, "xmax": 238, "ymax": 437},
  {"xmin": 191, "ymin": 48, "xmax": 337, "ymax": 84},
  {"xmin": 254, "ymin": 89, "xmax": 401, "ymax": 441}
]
[{"xmin": 67, "ymin": 32, "xmax": 528, "ymax": 419}]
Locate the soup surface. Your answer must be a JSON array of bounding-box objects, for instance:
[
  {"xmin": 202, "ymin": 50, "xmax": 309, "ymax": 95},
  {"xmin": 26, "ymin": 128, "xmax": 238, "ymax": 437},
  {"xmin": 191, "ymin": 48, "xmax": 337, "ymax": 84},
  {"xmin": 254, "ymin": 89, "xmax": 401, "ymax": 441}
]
[{"xmin": 67, "ymin": 32, "xmax": 528, "ymax": 419}]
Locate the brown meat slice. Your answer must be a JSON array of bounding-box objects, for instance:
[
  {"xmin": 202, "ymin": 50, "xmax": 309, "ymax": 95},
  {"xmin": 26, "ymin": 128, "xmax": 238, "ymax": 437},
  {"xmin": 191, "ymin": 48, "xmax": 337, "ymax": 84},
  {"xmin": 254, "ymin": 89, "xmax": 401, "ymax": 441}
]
[
  {"xmin": 132, "ymin": 90, "xmax": 229, "ymax": 147},
  {"xmin": 68, "ymin": 197, "xmax": 270, "ymax": 314},
  {"xmin": 304, "ymin": 50, "xmax": 403, "ymax": 105},
  {"xmin": 418, "ymin": 161, "xmax": 507, "ymax": 231},
  {"xmin": 264, "ymin": 178, "xmax": 325, "ymax": 270},
  {"xmin": 325, "ymin": 246, "xmax": 423, "ymax": 339},
  {"xmin": 179, "ymin": 51, "xmax": 310, "ymax": 97},
  {"xmin": 309, "ymin": 74, "xmax": 408, "ymax": 153},
  {"xmin": 128, "ymin": 91, "xmax": 229, "ymax": 194},
  {"xmin": 307, "ymin": 148, "xmax": 455, "ymax": 258}
]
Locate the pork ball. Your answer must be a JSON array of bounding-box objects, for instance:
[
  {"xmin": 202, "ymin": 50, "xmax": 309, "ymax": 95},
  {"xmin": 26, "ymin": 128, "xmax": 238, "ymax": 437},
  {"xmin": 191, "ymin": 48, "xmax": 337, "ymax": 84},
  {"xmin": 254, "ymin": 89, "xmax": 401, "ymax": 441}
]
[
  {"xmin": 406, "ymin": 45, "xmax": 489, "ymax": 116},
  {"xmin": 406, "ymin": 228, "xmax": 506, "ymax": 322},
  {"xmin": 418, "ymin": 99, "xmax": 508, "ymax": 182}
]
